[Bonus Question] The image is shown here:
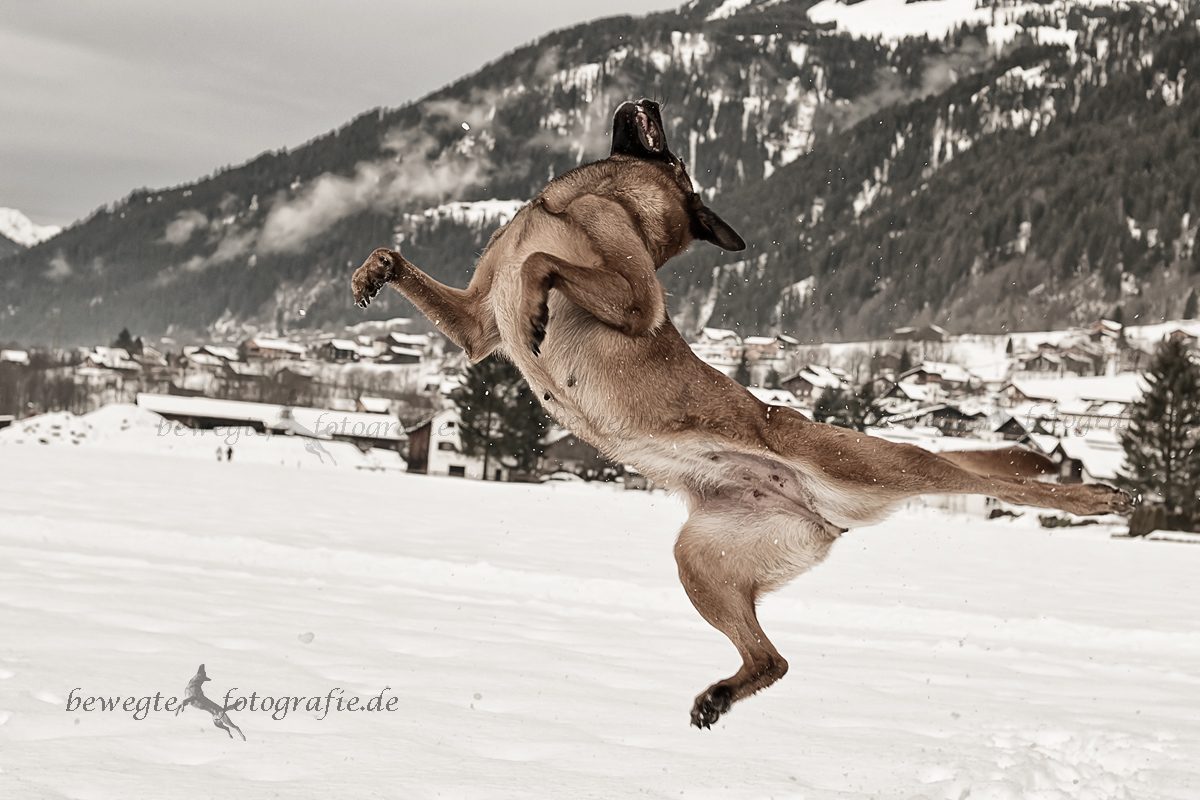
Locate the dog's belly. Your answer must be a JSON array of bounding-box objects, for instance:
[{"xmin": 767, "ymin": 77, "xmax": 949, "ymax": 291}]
[{"xmin": 498, "ymin": 293, "xmax": 884, "ymax": 531}]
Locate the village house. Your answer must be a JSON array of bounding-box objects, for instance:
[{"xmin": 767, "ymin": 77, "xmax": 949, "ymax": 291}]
[
  {"xmin": 242, "ymin": 337, "xmax": 307, "ymax": 360},
  {"xmin": 404, "ymin": 407, "xmax": 488, "ymax": 479},
  {"xmin": 781, "ymin": 365, "xmax": 850, "ymax": 402},
  {"xmin": 540, "ymin": 429, "xmax": 617, "ymax": 480},
  {"xmin": 896, "ymin": 361, "xmax": 979, "ymax": 394}
]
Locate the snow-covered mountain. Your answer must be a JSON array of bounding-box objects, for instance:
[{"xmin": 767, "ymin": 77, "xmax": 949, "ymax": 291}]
[
  {"xmin": 0, "ymin": 207, "xmax": 61, "ymax": 248},
  {"xmin": 1, "ymin": 0, "xmax": 1197, "ymax": 345}
]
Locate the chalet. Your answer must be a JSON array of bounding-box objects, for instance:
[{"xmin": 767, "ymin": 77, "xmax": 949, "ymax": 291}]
[
  {"xmin": 1027, "ymin": 429, "xmax": 1126, "ymax": 484},
  {"xmin": 746, "ymin": 387, "xmax": 809, "ymax": 415},
  {"xmin": 317, "ymin": 339, "xmax": 362, "ymax": 363},
  {"xmin": 882, "ymin": 404, "xmax": 986, "ymax": 437},
  {"xmin": 357, "ymin": 396, "xmax": 391, "ymax": 414},
  {"xmin": 781, "ymin": 365, "xmax": 849, "ymax": 401},
  {"xmin": 85, "ymin": 346, "xmax": 139, "ymax": 373},
  {"xmin": 897, "ymin": 361, "xmax": 978, "ymax": 393},
  {"xmin": 1167, "ymin": 328, "xmax": 1198, "ymax": 346},
  {"xmin": 378, "ymin": 346, "xmax": 423, "ymax": 365},
  {"xmin": 695, "ymin": 327, "xmax": 741, "ymax": 347},
  {"xmin": 375, "ymin": 332, "xmax": 431, "ymax": 364},
  {"xmin": 1088, "ymin": 319, "xmax": 1123, "ymax": 342},
  {"xmin": 242, "ymin": 337, "xmax": 307, "ymax": 360},
  {"xmin": 405, "ymin": 407, "xmax": 487, "ymax": 479},
  {"xmin": 742, "ymin": 335, "xmax": 798, "ymax": 363},
  {"xmin": 541, "ymin": 429, "xmax": 616, "ymax": 479}
]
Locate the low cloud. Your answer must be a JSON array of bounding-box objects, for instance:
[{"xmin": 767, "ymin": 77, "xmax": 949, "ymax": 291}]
[
  {"xmin": 162, "ymin": 210, "xmax": 209, "ymax": 245},
  {"xmin": 257, "ymin": 88, "xmax": 513, "ymax": 255},
  {"xmin": 45, "ymin": 252, "xmax": 72, "ymax": 281}
]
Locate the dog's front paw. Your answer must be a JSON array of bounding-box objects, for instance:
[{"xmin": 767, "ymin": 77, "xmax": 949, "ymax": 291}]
[
  {"xmin": 690, "ymin": 683, "xmax": 734, "ymax": 730},
  {"xmin": 528, "ymin": 298, "xmax": 549, "ymax": 356},
  {"xmin": 352, "ymin": 248, "xmax": 398, "ymax": 309}
]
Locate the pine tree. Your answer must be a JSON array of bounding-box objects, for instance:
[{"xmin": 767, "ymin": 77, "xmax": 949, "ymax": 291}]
[
  {"xmin": 1118, "ymin": 338, "xmax": 1200, "ymax": 515},
  {"xmin": 764, "ymin": 367, "xmax": 782, "ymax": 389},
  {"xmin": 1183, "ymin": 288, "xmax": 1198, "ymax": 320},
  {"xmin": 450, "ymin": 356, "xmax": 549, "ymax": 479},
  {"xmin": 1005, "ymin": 337, "xmax": 1013, "ymax": 356},
  {"xmin": 733, "ymin": 350, "xmax": 752, "ymax": 386},
  {"xmin": 813, "ymin": 383, "xmax": 880, "ymax": 432},
  {"xmin": 898, "ymin": 345, "xmax": 913, "ymax": 373},
  {"xmin": 113, "ymin": 328, "xmax": 142, "ymax": 355}
]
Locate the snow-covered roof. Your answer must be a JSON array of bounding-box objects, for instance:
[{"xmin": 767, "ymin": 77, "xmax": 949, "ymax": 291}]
[
  {"xmin": 903, "ymin": 361, "xmax": 976, "ymax": 384},
  {"xmin": 136, "ymin": 394, "xmax": 403, "ymax": 440},
  {"xmin": 1008, "ymin": 375, "xmax": 1145, "ymax": 406},
  {"xmin": 747, "ymin": 387, "xmax": 808, "ymax": 414},
  {"xmin": 248, "ymin": 337, "xmax": 307, "ymax": 355},
  {"xmin": 1055, "ymin": 430, "xmax": 1126, "ymax": 481},
  {"xmin": 328, "ymin": 339, "xmax": 359, "ymax": 351},
  {"xmin": 743, "ymin": 336, "xmax": 779, "ymax": 347},
  {"xmin": 387, "ymin": 332, "xmax": 432, "ymax": 348},
  {"xmin": 0, "ymin": 349, "xmax": 30, "ymax": 365},
  {"xmin": 788, "ymin": 364, "xmax": 848, "ymax": 390},
  {"xmin": 889, "ymin": 381, "xmax": 933, "ymax": 403},
  {"xmin": 88, "ymin": 347, "xmax": 137, "ymax": 370},
  {"xmin": 357, "ymin": 396, "xmax": 392, "ymax": 414},
  {"xmin": 699, "ymin": 327, "xmax": 741, "ymax": 343}
]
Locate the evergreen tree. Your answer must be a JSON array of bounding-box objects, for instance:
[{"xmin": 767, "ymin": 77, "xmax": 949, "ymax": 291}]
[
  {"xmin": 1005, "ymin": 337, "xmax": 1013, "ymax": 356},
  {"xmin": 450, "ymin": 356, "xmax": 549, "ymax": 479},
  {"xmin": 112, "ymin": 328, "xmax": 142, "ymax": 355},
  {"xmin": 898, "ymin": 346, "xmax": 913, "ymax": 373},
  {"xmin": 764, "ymin": 367, "xmax": 782, "ymax": 389},
  {"xmin": 733, "ymin": 350, "xmax": 752, "ymax": 386},
  {"xmin": 1118, "ymin": 338, "xmax": 1200, "ymax": 515},
  {"xmin": 813, "ymin": 383, "xmax": 880, "ymax": 432},
  {"xmin": 1183, "ymin": 288, "xmax": 1198, "ymax": 320}
]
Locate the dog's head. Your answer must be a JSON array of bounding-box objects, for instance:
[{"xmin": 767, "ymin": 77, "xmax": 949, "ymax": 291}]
[{"xmin": 610, "ymin": 99, "xmax": 745, "ymax": 252}]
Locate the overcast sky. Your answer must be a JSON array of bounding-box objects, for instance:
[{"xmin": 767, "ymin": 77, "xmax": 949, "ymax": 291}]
[{"xmin": 0, "ymin": 1, "xmax": 679, "ymax": 227}]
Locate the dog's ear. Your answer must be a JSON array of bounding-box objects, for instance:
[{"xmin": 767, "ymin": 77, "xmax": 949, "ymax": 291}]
[{"xmin": 694, "ymin": 206, "xmax": 746, "ymax": 251}]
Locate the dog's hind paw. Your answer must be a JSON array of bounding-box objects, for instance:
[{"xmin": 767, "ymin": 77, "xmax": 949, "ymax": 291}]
[
  {"xmin": 690, "ymin": 683, "xmax": 733, "ymax": 730},
  {"xmin": 1067, "ymin": 483, "xmax": 1136, "ymax": 517},
  {"xmin": 352, "ymin": 248, "xmax": 398, "ymax": 309}
]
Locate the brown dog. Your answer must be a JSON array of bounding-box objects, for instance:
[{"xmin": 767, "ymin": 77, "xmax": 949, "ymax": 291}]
[{"xmin": 352, "ymin": 99, "xmax": 1133, "ymax": 728}]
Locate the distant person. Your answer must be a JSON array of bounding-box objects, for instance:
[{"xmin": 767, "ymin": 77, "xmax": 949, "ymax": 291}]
[
  {"xmin": 215, "ymin": 446, "xmax": 223, "ymax": 462},
  {"xmin": 226, "ymin": 446, "xmax": 233, "ymax": 462}
]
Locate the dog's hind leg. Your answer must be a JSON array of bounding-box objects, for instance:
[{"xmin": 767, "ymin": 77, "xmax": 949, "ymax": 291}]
[{"xmin": 674, "ymin": 505, "xmax": 838, "ymax": 728}]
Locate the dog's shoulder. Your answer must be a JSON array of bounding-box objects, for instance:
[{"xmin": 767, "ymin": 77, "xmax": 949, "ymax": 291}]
[{"xmin": 537, "ymin": 158, "xmax": 674, "ymax": 216}]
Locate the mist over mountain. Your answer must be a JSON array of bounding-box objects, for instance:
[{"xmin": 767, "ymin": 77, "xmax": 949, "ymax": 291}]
[{"xmin": 2, "ymin": 0, "xmax": 1197, "ymax": 346}]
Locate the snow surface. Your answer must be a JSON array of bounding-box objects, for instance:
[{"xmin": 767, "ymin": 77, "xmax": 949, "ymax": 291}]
[
  {"xmin": 0, "ymin": 207, "xmax": 61, "ymax": 248},
  {"xmin": 2, "ymin": 420, "xmax": 1199, "ymax": 797}
]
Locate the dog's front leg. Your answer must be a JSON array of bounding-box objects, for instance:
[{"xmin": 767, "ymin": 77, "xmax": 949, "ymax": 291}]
[
  {"xmin": 519, "ymin": 251, "xmax": 666, "ymax": 355},
  {"xmin": 353, "ymin": 248, "xmax": 500, "ymax": 362}
]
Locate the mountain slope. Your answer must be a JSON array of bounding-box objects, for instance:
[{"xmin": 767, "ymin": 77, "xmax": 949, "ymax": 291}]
[
  {"xmin": 671, "ymin": 2, "xmax": 1200, "ymax": 340},
  {"xmin": 1, "ymin": 0, "xmax": 1197, "ymax": 346}
]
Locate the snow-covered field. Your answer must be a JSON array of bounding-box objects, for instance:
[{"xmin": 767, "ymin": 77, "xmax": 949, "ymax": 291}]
[{"xmin": 2, "ymin": 438, "xmax": 1199, "ymax": 797}]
